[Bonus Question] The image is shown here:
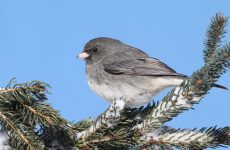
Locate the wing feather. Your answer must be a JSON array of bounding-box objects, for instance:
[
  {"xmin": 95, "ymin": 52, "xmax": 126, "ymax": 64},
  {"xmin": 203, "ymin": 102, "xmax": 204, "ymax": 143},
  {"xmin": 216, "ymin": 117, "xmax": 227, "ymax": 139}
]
[{"xmin": 104, "ymin": 57, "xmax": 187, "ymax": 77}]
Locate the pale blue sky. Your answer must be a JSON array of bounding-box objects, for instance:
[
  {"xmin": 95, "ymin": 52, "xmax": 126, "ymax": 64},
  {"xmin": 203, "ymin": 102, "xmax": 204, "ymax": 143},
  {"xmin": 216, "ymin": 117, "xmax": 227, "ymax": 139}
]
[{"xmin": 0, "ymin": 1, "xmax": 230, "ymax": 149}]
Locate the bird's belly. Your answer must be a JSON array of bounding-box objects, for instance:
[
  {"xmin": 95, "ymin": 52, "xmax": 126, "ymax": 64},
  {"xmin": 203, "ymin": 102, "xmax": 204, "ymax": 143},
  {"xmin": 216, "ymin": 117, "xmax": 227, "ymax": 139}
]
[
  {"xmin": 87, "ymin": 77, "xmax": 155, "ymax": 107},
  {"xmin": 87, "ymin": 68, "xmax": 184, "ymax": 107}
]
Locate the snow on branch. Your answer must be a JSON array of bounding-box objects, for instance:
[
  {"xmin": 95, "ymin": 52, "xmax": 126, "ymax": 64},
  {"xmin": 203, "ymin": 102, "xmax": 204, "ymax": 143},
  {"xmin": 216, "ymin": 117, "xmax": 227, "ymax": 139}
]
[
  {"xmin": 0, "ymin": 13, "xmax": 229, "ymax": 150},
  {"xmin": 134, "ymin": 13, "xmax": 230, "ymax": 134},
  {"xmin": 75, "ymin": 13, "xmax": 230, "ymax": 150},
  {"xmin": 76, "ymin": 98, "xmax": 126, "ymax": 141},
  {"xmin": 140, "ymin": 126, "xmax": 230, "ymax": 149}
]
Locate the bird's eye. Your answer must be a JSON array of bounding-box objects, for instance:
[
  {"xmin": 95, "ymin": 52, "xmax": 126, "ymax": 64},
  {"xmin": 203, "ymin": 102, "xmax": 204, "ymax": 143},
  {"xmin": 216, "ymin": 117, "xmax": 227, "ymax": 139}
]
[{"xmin": 92, "ymin": 48, "xmax": 98, "ymax": 53}]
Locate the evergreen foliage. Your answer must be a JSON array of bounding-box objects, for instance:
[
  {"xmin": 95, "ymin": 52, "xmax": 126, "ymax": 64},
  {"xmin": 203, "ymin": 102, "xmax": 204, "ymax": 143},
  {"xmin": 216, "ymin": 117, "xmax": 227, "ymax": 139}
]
[
  {"xmin": 0, "ymin": 80, "xmax": 75, "ymax": 149},
  {"xmin": 0, "ymin": 13, "xmax": 229, "ymax": 150}
]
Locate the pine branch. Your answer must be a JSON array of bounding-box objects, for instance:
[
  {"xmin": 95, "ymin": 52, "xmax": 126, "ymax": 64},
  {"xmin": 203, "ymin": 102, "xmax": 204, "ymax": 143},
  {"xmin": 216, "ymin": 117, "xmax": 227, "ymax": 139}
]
[
  {"xmin": 74, "ymin": 119, "xmax": 94, "ymax": 132},
  {"xmin": 0, "ymin": 80, "xmax": 75, "ymax": 149},
  {"xmin": 140, "ymin": 126, "xmax": 230, "ymax": 149},
  {"xmin": 0, "ymin": 111, "xmax": 43, "ymax": 149},
  {"xmin": 77, "ymin": 128, "xmax": 137, "ymax": 150},
  {"xmin": 1, "ymin": 13, "xmax": 229, "ymax": 150},
  {"xmin": 133, "ymin": 81, "xmax": 194, "ymax": 131},
  {"xmin": 76, "ymin": 98, "xmax": 126, "ymax": 141},
  {"xmin": 201, "ymin": 43, "xmax": 230, "ymax": 81},
  {"xmin": 39, "ymin": 126, "xmax": 76, "ymax": 149},
  {"xmin": 0, "ymin": 80, "xmax": 55, "ymax": 127},
  {"xmin": 204, "ymin": 13, "xmax": 228, "ymax": 62},
  {"xmin": 72, "ymin": 13, "xmax": 230, "ymax": 150},
  {"xmin": 134, "ymin": 14, "xmax": 230, "ymax": 134}
]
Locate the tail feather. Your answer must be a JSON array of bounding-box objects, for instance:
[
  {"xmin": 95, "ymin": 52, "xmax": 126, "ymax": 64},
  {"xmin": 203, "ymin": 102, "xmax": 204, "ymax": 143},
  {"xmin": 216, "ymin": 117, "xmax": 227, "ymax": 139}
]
[
  {"xmin": 212, "ymin": 83, "xmax": 228, "ymax": 90},
  {"xmin": 172, "ymin": 73, "xmax": 227, "ymax": 90}
]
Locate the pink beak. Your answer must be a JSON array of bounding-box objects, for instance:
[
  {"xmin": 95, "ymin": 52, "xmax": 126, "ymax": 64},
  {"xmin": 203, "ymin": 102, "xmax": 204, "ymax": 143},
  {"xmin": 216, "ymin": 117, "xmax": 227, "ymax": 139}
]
[{"xmin": 78, "ymin": 52, "xmax": 90, "ymax": 59}]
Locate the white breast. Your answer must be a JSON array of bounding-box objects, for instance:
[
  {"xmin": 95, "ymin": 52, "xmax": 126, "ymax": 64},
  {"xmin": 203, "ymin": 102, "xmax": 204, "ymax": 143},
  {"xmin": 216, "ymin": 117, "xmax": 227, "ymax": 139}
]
[
  {"xmin": 86, "ymin": 65, "xmax": 184, "ymax": 107},
  {"xmin": 87, "ymin": 76, "xmax": 180, "ymax": 107}
]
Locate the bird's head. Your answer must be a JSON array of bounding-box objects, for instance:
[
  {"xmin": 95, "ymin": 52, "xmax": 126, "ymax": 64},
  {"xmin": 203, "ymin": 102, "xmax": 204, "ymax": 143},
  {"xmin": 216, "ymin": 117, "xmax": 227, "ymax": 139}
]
[{"xmin": 78, "ymin": 37, "xmax": 123, "ymax": 64}]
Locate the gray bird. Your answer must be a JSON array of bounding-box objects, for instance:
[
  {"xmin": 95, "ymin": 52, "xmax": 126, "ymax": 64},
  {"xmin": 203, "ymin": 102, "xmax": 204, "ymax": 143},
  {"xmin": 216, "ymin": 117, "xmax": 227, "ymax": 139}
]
[{"xmin": 78, "ymin": 37, "xmax": 225, "ymax": 107}]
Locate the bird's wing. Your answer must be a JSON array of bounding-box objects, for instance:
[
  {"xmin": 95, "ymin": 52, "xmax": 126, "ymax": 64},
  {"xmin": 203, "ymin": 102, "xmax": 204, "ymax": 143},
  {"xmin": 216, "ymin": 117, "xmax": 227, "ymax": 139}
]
[{"xmin": 103, "ymin": 57, "xmax": 187, "ymax": 77}]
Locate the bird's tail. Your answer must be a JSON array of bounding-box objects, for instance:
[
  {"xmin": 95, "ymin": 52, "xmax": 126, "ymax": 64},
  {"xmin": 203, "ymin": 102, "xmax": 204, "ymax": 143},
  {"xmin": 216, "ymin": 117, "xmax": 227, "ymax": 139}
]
[
  {"xmin": 174, "ymin": 74, "xmax": 228, "ymax": 90},
  {"xmin": 212, "ymin": 83, "xmax": 228, "ymax": 90}
]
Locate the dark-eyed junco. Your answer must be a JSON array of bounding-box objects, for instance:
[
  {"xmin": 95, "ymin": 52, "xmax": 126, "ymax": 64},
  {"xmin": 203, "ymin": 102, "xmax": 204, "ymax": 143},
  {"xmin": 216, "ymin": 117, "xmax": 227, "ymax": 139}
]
[{"xmin": 78, "ymin": 37, "xmax": 225, "ymax": 107}]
